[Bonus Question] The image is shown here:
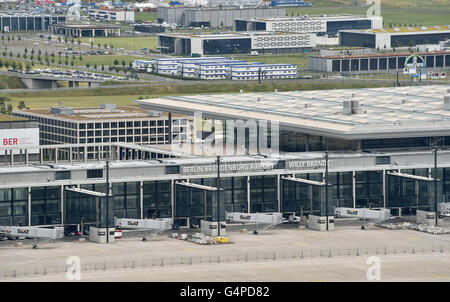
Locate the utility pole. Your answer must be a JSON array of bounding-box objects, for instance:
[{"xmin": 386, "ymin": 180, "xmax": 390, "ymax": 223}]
[
  {"xmin": 217, "ymin": 156, "xmax": 221, "ymax": 237},
  {"xmin": 325, "ymin": 151, "xmax": 329, "ymax": 231}
]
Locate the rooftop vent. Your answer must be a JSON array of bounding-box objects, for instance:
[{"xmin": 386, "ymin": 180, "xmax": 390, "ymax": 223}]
[
  {"xmin": 444, "ymin": 95, "xmax": 450, "ymax": 110},
  {"xmin": 100, "ymin": 103, "xmax": 117, "ymax": 110},
  {"xmin": 50, "ymin": 106, "xmax": 74, "ymax": 115},
  {"xmin": 343, "ymin": 99, "xmax": 360, "ymax": 115}
]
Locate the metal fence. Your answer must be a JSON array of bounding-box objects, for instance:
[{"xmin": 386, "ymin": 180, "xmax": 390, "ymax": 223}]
[{"xmin": 0, "ymin": 244, "xmax": 448, "ymax": 280}]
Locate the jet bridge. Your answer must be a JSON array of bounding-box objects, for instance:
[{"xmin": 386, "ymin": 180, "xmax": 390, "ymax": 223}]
[
  {"xmin": 0, "ymin": 225, "xmax": 64, "ymax": 248},
  {"xmin": 226, "ymin": 212, "xmax": 283, "ymax": 234}
]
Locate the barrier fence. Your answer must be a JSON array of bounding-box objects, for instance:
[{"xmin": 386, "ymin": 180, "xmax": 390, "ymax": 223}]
[{"xmin": 0, "ymin": 244, "xmax": 448, "ymax": 279}]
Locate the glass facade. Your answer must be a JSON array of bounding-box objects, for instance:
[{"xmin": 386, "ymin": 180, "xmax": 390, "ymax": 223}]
[
  {"xmin": 143, "ymin": 180, "xmax": 171, "ymax": 218},
  {"xmin": 328, "ymin": 172, "xmax": 353, "ymax": 208},
  {"xmin": 112, "ymin": 182, "xmax": 140, "ymax": 219},
  {"xmin": 250, "ymin": 175, "xmax": 277, "ymax": 212},
  {"xmin": 355, "ymin": 171, "xmax": 383, "ymax": 208},
  {"xmin": 175, "ymin": 182, "xmax": 226, "ymax": 221},
  {"xmin": 203, "ymin": 38, "xmax": 251, "ymax": 55},
  {"xmin": 31, "ymin": 186, "xmax": 61, "ymax": 225},
  {"xmin": 0, "ymin": 188, "xmax": 28, "ymax": 226}
]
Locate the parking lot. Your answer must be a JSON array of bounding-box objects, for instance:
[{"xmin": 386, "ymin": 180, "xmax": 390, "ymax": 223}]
[{"xmin": 1, "ymin": 219, "xmax": 450, "ymax": 281}]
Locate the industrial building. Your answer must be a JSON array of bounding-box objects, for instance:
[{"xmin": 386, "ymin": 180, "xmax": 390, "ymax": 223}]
[
  {"xmin": 1, "ymin": 86, "xmax": 450, "ymax": 228},
  {"xmin": 339, "ymin": 26, "xmax": 450, "ymax": 49},
  {"xmin": 308, "ymin": 51, "xmax": 450, "ymax": 73},
  {"xmin": 234, "ymin": 14, "xmax": 382, "ymax": 36},
  {"xmin": 0, "ymin": 13, "xmax": 66, "ymax": 32},
  {"xmin": 88, "ymin": 8, "xmax": 135, "ymax": 23},
  {"xmin": 49, "ymin": 24, "xmax": 121, "ymax": 37},
  {"xmin": 157, "ymin": 31, "xmax": 316, "ymax": 56},
  {"xmin": 12, "ymin": 104, "xmax": 193, "ymax": 160},
  {"xmin": 156, "ymin": 6, "xmax": 286, "ymax": 28}
]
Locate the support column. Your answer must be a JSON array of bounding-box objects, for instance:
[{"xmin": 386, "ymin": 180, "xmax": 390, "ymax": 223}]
[
  {"xmin": 383, "ymin": 169, "xmax": 386, "ymax": 208},
  {"xmin": 60, "ymin": 185, "xmax": 64, "ymax": 225},
  {"xmin": 277, "ymin": 174, "xmax": 281, "ymax": 212},
  {"xmin": 168, "ymin": 112, "xmax": 172, "ymax": 144},
  {"xmin": 25, "ymin": 149, "xmax": 29, "ymax": 165},
  {"xmin": 140, "ymin": 181, "xmax": 144, "ymax": 219},
  {"xmin": 55, "ymin": 148, "xmax": 58, "ymax": 163},
  {"xmin": 247, "ymin": 175, "xmax": 251, "ymax": 213},
  {"xmin": 352, "ymin": 171, "xmax": 356, "ymax": 208},
  {"xmin": 28, "ymin": 187, "xmax": 32, "ymax": 226},
  {"xmin": 171, "ymin": 179, "xmax": 175, "ymax": 219},
  {"xmin": 10, "ymin": 149, "xmax": 13, "ymax": 166}
]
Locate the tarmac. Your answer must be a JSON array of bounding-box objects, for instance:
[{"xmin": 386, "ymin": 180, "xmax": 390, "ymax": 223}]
[{"xmin": 1, "ymin": 221, "xmax": 450, "ymax": 282}]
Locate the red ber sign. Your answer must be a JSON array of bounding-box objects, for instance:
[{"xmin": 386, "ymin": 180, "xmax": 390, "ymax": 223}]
[{"xmin": 3, "ymin": 138, "xmax": 18, "ymax": 146}]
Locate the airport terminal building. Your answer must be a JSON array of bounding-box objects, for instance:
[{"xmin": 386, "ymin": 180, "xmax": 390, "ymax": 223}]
[{"xmin": 1, "ymin": 85, "xmax": 450, "ymax": 228}]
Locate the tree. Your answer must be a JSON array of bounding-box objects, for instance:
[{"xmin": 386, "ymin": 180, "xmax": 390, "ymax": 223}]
[
  {"xmin": 101, "ymin": 64, "xmax": 105, "ymax": 71},
  {"xmin": 9, "ymin": 51, "xmax": 13, "ymax": 57},
  {"xmin": 70, "ymin": 60, "xmax": 74, "ymax": 67},
  {"xmin": 121, "ymin": 60, "xmax": 126, "ymax": 67},
  {"xmin": 7, "ymin": 104, "xmax": 13, "ymax": 114},
  {"xmin": 98, "ymin": 43, "xmax": 101, "ymax": 49},
  {"xmin": 94, "ymin": 63, "xmax": 97, "ymax": 69},
  {"xmin": 78, "ymin": 39, "xmax": 81, "ymax": 46},
  {"xmin": 17, "ymin": 101, "xmax": 26, "ymax": 109},
  {"xmin": 11, "ymin": 61, "xmax": 16, "ymax": 70},
  {"xmin": 58, "ymin": 36, "xmax": 61, "ymax": 42},
  {"xmin": 48, "ymin": 35, "xmax": 52, "ymax": 41},
  {"xmin": 23, "ymin": 53, "xmax": 27, "ymax": 59},
  {"xmin": 79, "ymin": 54, "xmax": 83, "ymax": 61},
  {"xmin": 113, "ymin": 59, "xmax": 119, "ymax": 66},
  {"xmin": 25, "ymin": 63, "xmax": 30, "ymax": 71},
  {"xmin": 86, "ymin": 62, "xmax": 90, "ymax": 68},
  {"xmin": 17, "ymin": 62, "xmax": 22, "ymax": 70},
  {"xmin": 24, "ymin": 47, "xmax": 28, "ymax": 54}
]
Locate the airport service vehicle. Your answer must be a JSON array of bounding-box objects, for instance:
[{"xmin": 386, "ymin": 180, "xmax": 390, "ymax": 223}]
[
  {"xmin": 115, "ymin": 217, "xmax": 173, "ymax": 240},
  {"xmin": 288, "ymin": 215, "xmax": 301, "ymax": 224},
  {"xmin": 226, "ymin": 212, "xmax": 283, "ymax": 234},
  {"xmin": 0, "ymin": 225, "xmax": 64, "ymax": 248}
]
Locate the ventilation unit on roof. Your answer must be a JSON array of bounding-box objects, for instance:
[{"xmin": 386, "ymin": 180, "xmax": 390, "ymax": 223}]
[
  {"xmin": 50, "ymin": 106, "xmax": 74, "ymax": 115},
  {"xmin": 343, "ymin": 99, "xmax": 360, "ymax": 115}
]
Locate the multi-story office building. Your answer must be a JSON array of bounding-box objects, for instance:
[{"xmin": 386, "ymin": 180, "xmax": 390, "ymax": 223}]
[
  {"xmin": 12, "ymin": 104, "xmax": 192, "ymax": 160},
  {"xmin": 340, "ymin": 26, "xmax": 450, "ymax": 49},
  {"xmin": 0, "ymin": 13, "xmax": 66, "ymax": 32},
  {"xmin": 157, "ymin": 31, "xmax": 316, "ymax": 56},
  {"xmin": 234, "ymin": 14, "xmax": 382, "ymax": 36},
  {"xmin": 88, "ymin": 8, "xmax": 135, "ymax": 23}
]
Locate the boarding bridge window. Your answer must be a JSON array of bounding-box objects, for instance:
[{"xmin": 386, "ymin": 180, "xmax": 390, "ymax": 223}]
[
  {"xmin": 87, "ymin": 169, "xmax": 103, "ymax": 179},
  {"xmin": 376, "ymin": 156, "xmax": 390, "ymax": 165},
  {"xmin": 56, "ymin": 171, "xmax": 71, "ymax": 180}
]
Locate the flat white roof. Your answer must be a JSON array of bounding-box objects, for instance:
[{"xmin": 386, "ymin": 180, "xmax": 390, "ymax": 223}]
[{"xmin": 138, "ymin": 85, "xmax": 450, "ymax": 140}]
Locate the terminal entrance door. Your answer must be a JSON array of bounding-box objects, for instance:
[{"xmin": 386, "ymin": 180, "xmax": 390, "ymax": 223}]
[
  {"xmin": 281, "ymin": 176, "xmax": 333, "ymax": 217},
  {"xmin": 386, "ymin": 172, "xmax": 443, "ymax": 215},
  {"xmin": 174, "ymin": 182, "xmax": 226, "ymax": 227}
]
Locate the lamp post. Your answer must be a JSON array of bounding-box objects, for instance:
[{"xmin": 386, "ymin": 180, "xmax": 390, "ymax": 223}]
[
  {"xmin": 325, "ymin": 151, "xmax": 329, "ymax": 231},
  {"xmin": 106, "ymin": 159, "xmax": 110, "ymax": 243},
  {"xmin": 434, "ymin": 146, "xmax": 438, "ymax": 226},
  {"xmin": 217, "ymin": 155, "xmax": 221, "ymax": 237}
]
